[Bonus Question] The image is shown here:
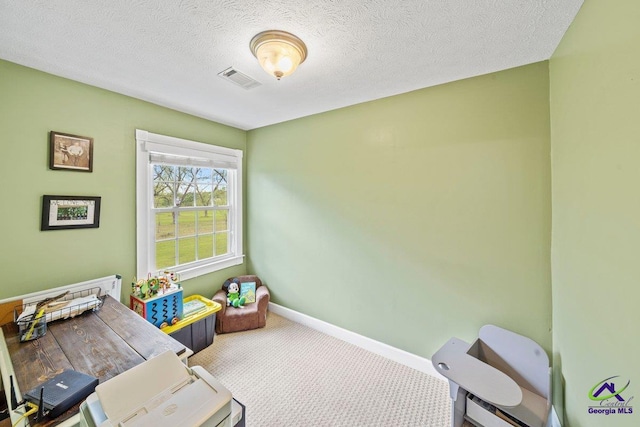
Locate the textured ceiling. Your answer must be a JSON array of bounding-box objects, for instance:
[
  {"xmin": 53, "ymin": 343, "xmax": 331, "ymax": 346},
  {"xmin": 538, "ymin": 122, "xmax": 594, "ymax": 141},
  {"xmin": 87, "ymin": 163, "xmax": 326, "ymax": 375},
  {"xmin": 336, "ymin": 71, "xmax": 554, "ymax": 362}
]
[{"xmin": 0, "ymin": 0, "xmax": 583, "ymax": 130}]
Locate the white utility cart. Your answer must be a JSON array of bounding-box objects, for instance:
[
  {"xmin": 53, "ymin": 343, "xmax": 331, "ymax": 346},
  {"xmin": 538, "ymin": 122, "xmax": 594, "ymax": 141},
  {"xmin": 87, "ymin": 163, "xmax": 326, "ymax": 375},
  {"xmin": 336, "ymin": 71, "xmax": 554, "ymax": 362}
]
[{"xmin": 432, "ymin": 325, "xmax": 551, "ymax": 427}]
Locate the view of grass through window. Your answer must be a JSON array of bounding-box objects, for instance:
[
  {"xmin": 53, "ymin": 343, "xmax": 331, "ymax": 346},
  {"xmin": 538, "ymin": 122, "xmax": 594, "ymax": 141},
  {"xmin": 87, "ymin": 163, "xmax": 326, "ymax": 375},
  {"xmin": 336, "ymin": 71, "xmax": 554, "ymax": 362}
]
[{"xmin": 153, "ymin": 164, "xmax": 229, "ymax": 269}]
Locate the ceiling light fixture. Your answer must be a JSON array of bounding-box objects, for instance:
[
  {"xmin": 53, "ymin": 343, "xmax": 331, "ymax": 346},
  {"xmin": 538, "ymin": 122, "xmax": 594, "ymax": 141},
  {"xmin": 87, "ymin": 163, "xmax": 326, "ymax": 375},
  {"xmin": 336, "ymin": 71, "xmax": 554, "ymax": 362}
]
[{"xmin": 250, "ymin": 30, "xmax": 307, "ymax": 80}]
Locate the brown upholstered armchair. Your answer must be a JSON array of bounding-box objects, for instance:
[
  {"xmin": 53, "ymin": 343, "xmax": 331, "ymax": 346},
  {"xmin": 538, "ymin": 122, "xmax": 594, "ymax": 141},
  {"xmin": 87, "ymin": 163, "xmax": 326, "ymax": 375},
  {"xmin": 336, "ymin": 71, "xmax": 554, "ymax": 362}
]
[{"xmin": 212, "ymin": 275, "xmax": 270, "ymax": 334}]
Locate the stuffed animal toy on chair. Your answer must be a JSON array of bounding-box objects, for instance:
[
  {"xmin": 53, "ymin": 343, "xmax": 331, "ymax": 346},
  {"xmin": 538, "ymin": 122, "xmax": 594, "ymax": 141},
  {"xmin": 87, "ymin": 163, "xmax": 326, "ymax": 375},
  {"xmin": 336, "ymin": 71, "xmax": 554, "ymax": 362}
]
[{"xmin": 225, "ymin": 281, "xmax": 246, "ymax": 308}]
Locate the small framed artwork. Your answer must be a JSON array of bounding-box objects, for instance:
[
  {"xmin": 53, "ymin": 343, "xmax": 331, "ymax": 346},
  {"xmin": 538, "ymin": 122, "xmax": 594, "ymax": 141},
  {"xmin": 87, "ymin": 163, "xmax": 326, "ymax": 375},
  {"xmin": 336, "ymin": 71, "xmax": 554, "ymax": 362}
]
[
  {"xmin": 49, "ymin": 131, "xmax": 93, "ymax": 172},
  {"xmin": 41, "ymin": 195, "xmax": 101, "ymax": 231}
]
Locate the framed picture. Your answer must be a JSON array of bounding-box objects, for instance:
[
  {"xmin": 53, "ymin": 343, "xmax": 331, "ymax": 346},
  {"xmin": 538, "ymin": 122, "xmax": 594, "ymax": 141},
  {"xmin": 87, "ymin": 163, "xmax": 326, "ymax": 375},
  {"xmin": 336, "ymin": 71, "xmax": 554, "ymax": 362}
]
[
  {"xmin": 49, "ymin": 131, "xmax": 93, "ymax": 172},
  {"xmin": 41, "ymin": 195, "xmax": 101, "ymax": 231}
]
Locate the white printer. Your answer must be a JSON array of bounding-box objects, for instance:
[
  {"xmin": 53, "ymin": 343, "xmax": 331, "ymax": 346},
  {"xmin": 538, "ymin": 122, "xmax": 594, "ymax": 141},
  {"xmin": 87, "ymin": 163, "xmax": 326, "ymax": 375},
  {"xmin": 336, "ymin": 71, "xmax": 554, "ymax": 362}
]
[{"xmin": 79, "ymin": 350, "xmax": 241, "ymax": 427}]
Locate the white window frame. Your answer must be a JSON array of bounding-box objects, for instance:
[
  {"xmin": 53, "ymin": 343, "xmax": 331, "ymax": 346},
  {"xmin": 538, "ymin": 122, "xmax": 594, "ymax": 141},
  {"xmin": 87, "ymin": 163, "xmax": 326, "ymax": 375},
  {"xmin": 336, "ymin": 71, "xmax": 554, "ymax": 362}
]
[{"xmin": 135, "ymin": 129, "xmax": 243, "ymax": 280}]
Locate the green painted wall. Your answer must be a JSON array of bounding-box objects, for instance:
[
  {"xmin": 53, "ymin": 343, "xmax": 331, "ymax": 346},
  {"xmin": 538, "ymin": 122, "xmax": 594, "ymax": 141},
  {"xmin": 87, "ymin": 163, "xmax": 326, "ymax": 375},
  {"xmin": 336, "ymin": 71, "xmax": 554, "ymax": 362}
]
[
  {"xmin": 8, "ymin": 9, "xmax": 637, "ymax": 424},
  {"xmin": 247, "ymin": 62, "xmax": 552, "ymax": 358},
  {"xmin": 550, "ymin": 1, "xmax": 640, "ymax": 426},
  {"xmin": 0, "ymin": 59, "xmax": 246, "ymax": 302}
]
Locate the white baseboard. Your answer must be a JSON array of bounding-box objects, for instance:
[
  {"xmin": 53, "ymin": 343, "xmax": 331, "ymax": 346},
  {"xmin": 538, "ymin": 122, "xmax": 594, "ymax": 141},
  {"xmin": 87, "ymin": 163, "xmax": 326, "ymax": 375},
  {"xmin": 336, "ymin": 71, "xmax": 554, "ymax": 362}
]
[{"xmin": 268, "ymin": 302, "xmax": 446, "ymax": 381}]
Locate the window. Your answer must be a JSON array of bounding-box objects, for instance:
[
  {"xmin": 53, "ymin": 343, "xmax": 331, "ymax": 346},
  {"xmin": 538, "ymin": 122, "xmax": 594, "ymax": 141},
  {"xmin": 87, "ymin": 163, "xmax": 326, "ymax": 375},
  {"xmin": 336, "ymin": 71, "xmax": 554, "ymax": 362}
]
[{"xmin": 136, "ymin": 129, "xmax": 243, "ymax": 280}]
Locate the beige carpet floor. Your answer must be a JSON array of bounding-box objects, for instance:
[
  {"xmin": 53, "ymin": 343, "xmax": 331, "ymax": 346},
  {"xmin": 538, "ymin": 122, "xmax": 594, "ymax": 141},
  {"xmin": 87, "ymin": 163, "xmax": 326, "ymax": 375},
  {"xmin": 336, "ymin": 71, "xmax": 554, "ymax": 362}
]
[{"xmin": 189, "ymin": 312, "xmax": 451, "ymax": 427}]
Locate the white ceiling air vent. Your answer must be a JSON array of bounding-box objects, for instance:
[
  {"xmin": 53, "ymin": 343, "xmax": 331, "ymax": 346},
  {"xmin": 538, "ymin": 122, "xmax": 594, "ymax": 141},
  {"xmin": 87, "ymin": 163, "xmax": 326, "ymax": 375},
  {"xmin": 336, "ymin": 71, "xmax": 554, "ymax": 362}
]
[{"xmin": 217, "ymin": 67, "xmax": 262, "ymax": 89}]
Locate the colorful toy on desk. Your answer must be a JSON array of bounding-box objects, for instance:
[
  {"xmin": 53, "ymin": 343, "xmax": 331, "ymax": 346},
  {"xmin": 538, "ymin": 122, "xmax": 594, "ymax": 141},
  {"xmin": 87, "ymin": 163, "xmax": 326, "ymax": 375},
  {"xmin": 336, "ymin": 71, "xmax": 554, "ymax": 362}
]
[
  {"xmin": 223, "ymin": 279, "xmax": 246, "ymax": 308},
  {"xmin": 148, "ymin": 277, "xmax": 160, "ymax": 294},
  {"xmin": 131, "ymin": 271, "xmax": 181, "ymax": 300},
  {"xmin": 130, "ymin": 271, "xmax": 184, "ymax": 328}
]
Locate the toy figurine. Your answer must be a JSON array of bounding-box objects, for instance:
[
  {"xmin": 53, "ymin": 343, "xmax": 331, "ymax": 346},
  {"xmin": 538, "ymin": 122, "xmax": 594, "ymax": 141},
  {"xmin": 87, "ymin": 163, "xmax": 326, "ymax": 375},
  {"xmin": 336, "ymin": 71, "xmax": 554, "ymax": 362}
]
[
  {"xmin": 225, "ymin": 281, "xmax": 246, "ymax": 308},
  {"xmin": 148, "ymin": 277, "xmax": 160, "ymax": 295}
]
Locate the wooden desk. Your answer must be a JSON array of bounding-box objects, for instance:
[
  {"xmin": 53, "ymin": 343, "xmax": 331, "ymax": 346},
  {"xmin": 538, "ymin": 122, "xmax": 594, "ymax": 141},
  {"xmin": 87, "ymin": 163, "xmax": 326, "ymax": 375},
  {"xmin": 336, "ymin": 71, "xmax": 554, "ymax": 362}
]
[{"xmin": 0, "ymin": 295, "xmax": 189, "ymax": 427}]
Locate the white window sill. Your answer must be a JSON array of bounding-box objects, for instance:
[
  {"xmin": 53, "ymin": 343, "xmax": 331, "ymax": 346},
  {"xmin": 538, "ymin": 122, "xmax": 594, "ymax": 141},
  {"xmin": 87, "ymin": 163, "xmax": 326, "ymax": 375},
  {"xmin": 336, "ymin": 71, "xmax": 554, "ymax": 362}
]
[{"xmin": 172, "ymin": 255, "xmax": 245, "ymax": 281}]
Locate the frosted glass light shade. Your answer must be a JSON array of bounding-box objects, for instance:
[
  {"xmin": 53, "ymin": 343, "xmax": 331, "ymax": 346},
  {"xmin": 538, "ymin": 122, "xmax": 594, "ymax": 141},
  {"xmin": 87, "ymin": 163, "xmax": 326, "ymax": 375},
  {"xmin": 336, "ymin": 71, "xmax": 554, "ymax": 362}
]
[{"xmin": 250, "ymin": 30, "xmax": 307, "ymax": 80}]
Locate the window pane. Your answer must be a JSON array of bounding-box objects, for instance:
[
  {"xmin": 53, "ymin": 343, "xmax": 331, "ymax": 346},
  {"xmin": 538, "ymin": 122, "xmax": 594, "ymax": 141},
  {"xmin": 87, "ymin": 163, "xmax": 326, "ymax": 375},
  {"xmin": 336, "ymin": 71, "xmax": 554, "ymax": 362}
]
[
  {"xmin": 154, "ymin": 164, "xmax": 175, "ymax": 181},
  {"xmin": 196, "ymin": 168, "xmax": 212, "ymax": 182},
  {"xmin": 153, "ymin": 165, "xmax": 175, "ymax": 208},
  {"xmin": 154, "ymin": 184, "xmax": 174, "ymax": 208},
  {"xmin": 213, "ymin": 169, "xmax": 228, "ymax": 206},
  {"xmin": 215, "ymin": 232, "xmax": 228, "ymax": 256},
  {"xmin": 178, "ymin": 237, "xmax": 196, "ymax": 264},
  {"xmin": 177, "ymin": 183, "xmax": 194, "ymax": 207},
  {"xmin": 214, "ymin": 169, "xmax": 228, "ymax": 182},
  {"xmin": 198, "ymin": 234, "xmax": 214, "ymax": 259},
  {"xmin": 198, "ymin": 210, "xmax": 214, "ymax": 234},
  {"xmin": 156, "ymin": 240, "xmax": 176, "ymax": 269},
  {"xmin": 215, "ymin": 210, "xmax": 228, "ymax": 232},
  {"xmin": 177, "ymin": 211, "xmax": 196, "ymax": 237},
  {"xmin": 155, "ymin": 212, "xmax": 175, "ymax": 240},
  {"xmin": 195, "ymin": 184, "xmax": 212, "ymax": 206},
  {"xmin": 178, "ymin": 166, "xmax": 194, "ymax": 180},
  {"xmin": 214, "ymin": 184, "xmax": 227, "ymax": 206}
]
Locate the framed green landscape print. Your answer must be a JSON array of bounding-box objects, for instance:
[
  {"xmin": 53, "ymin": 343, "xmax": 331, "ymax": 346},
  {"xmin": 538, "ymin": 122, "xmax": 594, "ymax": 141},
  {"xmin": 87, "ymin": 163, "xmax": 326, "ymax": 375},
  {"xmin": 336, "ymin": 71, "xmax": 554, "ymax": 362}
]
[{"xmin": 41, "ymin": 195, "xmax": 101, "ymax": 230}]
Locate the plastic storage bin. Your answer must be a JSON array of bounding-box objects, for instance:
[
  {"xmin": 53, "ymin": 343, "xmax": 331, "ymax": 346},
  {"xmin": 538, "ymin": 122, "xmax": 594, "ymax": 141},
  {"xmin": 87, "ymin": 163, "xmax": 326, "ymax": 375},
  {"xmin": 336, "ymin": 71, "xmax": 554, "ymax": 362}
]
[{"xmin": 161, "ymin": 295, "xmax": 221, "ymax": 354}]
